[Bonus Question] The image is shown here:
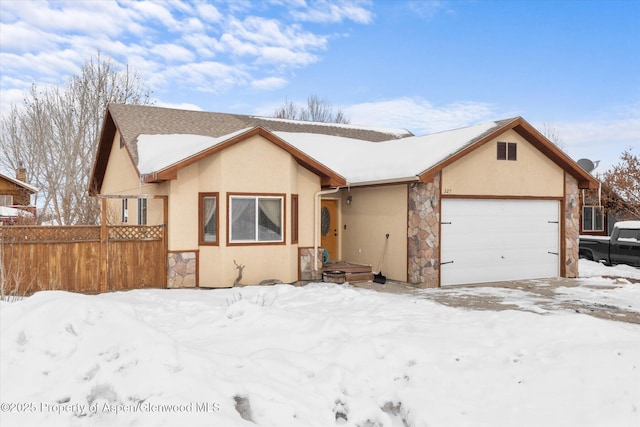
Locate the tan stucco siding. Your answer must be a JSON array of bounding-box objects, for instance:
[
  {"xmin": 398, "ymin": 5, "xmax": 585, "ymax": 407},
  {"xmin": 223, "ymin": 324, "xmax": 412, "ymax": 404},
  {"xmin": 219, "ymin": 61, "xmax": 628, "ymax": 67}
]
[
  {"xmin": 340, "ymin": 185, "xmax": 408, "ymax": 282},
  {"xmin": 297, "ymin": 167, "xmax": 321, "ymax": 245},
  {"xmin": 101, "ymin": 130, "xmax": 165, "ymax": 225},
  {"xmin": 442, "ymin": 130, "xmax": 564, "ymax": 197},
  {"xmin": 165, "ymin": 135, "xmax": 321, "ymax": 287}
]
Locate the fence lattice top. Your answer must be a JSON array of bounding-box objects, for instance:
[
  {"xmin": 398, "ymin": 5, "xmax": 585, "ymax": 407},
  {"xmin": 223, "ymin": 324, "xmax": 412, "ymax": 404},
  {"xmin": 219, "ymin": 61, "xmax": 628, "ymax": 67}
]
[
  {"xmin": 0, "ymin": 225, "xmax": 164, "ymax": 243},
  {"xmin": 0, "ymin": 226, "xmax": 100, "ymax": 242},
  {"xmin": 108, "ymin": 225, "xmax": 164, "ymax": 241}
]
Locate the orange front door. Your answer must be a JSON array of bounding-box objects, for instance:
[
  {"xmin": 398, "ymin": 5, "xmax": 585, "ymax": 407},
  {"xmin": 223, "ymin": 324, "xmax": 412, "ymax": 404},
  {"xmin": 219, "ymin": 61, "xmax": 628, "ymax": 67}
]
[{"xmin": 320, "ymin": 199, "xmax": 338, "ymax": 261}]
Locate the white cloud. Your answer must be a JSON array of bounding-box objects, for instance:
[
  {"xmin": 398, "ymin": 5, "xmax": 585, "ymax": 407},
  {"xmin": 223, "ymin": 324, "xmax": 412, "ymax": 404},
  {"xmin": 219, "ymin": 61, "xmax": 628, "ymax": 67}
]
[
  {"xmin": 163, "ymin": 61, "xmax": 250, "ymax": 93},
  {"xmin": 0, "ymin": 22, "xmax": 56, "ymax": 52},
  {"xmin": 128, "ymin": 1, "xmax": 180, "ymax": 29},
  {"xmin": 0, "ymin": 88, "xmax": 25, "ymax": 114},
  {"xmin": 408, "ymin": 0, "xmax": 451, "ymax": 21},
  {"xmin": 0, "ymin": 0, "xmax": 127, "ymax": 38},
  {"xmin": 547, "ymin": 108, "xmax": 640, "ymax": 172},
  {"xmin": 289, "ymin": 0, "xmax": 375, "ymax": 24},
  {"xmin": 345, "ymin": 97, "xmax": 496, "ymax": 135},
  {"xmin": 150, "ymin": 43, "xmax": 196, "ymax": 63},
  {"xmin": 0, "ymin": 0, "xmax": 373, "ymax": 114},
  {"xmin": 251, "ymin": 76, "xmax": 289, "ymax": 90},
  {"xmin": 154, "ymin": 100, "xmax": 204, "ymax": 111},
  {"xmin": 196, "ymin": 3, "xmax": 223, "ymax": 23},
  {"xmin": 219, "ymin": 16, "xmax": 327, "ymax": 67},
  {"xmin": 182, "ymin": 33, "xmax": 222, "ymax": 58}
]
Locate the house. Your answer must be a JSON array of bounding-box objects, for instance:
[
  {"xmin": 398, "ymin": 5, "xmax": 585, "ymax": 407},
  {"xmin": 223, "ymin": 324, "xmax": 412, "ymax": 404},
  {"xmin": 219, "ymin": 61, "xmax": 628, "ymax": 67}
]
[
  {"xmin": 0, "ymin": 168, "xmax": 37, "ymax": 225},
  {"xmin": 90, "ymin": 104, "xmax": 598, "ymax": 288},
  {"xmin": 579, "ymin": 183, "xmax": 640, "ymax": 236}
]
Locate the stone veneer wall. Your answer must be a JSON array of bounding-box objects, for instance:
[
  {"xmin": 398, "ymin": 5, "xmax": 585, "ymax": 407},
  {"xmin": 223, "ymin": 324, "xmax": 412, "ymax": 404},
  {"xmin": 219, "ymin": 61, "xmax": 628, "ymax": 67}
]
[
  {"xmin": 299, "ymin": 247, "xmax": 324, "ymax": 281},
  {"xmin": 564, "ymin": 174, "xmax": 580, "ymax": 278},
  {"xmin": 407, "ymin": 173, "xmax": 440, "ymax": 287},
  {"xmin": 167, "ymin": 251, "xmax": 197, "ymax": 288}
]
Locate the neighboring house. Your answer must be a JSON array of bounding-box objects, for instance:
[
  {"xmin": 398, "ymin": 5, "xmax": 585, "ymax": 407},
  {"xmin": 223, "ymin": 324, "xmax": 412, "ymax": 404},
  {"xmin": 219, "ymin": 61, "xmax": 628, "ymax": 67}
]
[
  {"xmin": 0, "ymin": 169, "xmax": 37, "ymax": 225},
  {"xmin": 90, "ymin": 104, "xmax": 597, "ymax": 288},
  {"xmin": 579, "ymin": 183, "xmax": 640, "ymax": 236}
]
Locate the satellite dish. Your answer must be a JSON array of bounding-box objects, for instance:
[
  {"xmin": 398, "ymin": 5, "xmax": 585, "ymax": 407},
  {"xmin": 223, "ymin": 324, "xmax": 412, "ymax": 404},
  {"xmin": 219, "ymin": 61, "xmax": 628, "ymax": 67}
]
[{"xmin": 577, "ymin": 158, "xmax": 596, "ymax": 173}]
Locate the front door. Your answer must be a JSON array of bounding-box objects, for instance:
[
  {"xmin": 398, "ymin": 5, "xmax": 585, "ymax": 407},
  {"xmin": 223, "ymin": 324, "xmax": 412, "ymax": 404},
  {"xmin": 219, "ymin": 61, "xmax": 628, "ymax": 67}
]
[{"xmin": 320, "ymin": 199, "xmax": 338, "ymax": 261}]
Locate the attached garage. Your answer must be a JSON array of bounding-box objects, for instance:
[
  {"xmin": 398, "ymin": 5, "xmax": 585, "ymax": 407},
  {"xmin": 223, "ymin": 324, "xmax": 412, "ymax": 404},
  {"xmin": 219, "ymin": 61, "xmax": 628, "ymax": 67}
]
[{"xmin": 440, "ymin": 199, "xmax": 560, "ymax": 286}]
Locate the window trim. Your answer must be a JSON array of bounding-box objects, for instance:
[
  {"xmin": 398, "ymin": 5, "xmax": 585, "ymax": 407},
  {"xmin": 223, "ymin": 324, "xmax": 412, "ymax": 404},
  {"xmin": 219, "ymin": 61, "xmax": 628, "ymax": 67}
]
[
  {"xmin": 199, "ymin": 192, "xmax": 219, "ymax": 246},
  {"xmin": 497, "ymin": 141, "xmax": 517, "ymax": 161},
  {"xmin": 582, "ymin": 205, "xmax": 604, "ymax": 232},
  {"xmin": 291, "ymin": 194, "xmax": 299, "ymax": 244},
  {"xmin": 227, "ymin": 192, "xmax": 286, "ymax": 246}
]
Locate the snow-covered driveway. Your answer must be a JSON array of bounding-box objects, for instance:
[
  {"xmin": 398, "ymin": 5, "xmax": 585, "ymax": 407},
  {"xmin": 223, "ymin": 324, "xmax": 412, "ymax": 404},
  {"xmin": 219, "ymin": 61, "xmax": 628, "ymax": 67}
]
[{"xmin": 1, "ymin": 260, "xmax": 638, "ymax": 427}]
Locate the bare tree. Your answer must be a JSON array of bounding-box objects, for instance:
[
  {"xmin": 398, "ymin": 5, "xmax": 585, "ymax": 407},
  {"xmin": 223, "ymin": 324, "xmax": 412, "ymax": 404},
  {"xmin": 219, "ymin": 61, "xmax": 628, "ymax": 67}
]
[
  {"xmin": 0, "ymin": 52, "xmax": 153, "ymax": 225},
  {"xmin": 273, "ymin": 94, "xmax": 350, "ymax": 124},
  {"xmin": 541, "ymin": 122, "xmax": 564, "ymax": 150},
  {"xmin": 598, "ymin": 147, "xmax": 640, "ymax": 219}
]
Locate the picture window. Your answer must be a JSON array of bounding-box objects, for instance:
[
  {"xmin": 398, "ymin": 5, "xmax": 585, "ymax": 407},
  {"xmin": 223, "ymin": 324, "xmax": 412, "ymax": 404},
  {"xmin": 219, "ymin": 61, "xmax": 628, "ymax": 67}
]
[{"xmin": 229, "ymin": 195, "xmax": 284, "ymax": 243}]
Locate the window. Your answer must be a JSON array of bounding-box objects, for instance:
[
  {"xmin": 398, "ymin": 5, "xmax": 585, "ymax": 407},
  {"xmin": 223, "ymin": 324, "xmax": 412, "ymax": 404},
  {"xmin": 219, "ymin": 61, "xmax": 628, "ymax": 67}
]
[
  {"xmin": 617, "ymin": 228, "xmax": 640, "ymax": 243},
  {"xmin": 0, "ymin": 195, "xmax": 12, "ymax": 206},
  {"xmin": 497, "ymin": 142, "xmax": 517, "ymax": 161},
  {"xmin": 229, "ymin": 194, "xmax": 284, "ymax": 243},
  {"xmin": 582, "ymin": 206, "xmax": 604, "ymax": 232},
  {"xmin": 137, "ymin": 199, "xmax": 147, "ymax": 225},
  {"xmin": 199, "ymin": 193, "xmax": 219, "ymax": 245},
  {"xmin": 121, "ymin": 199, "xmax": 128, "ymax": 223},
  {"xmin": 291, "ymin": 194, "xmax": 299, "ymax": 244}
]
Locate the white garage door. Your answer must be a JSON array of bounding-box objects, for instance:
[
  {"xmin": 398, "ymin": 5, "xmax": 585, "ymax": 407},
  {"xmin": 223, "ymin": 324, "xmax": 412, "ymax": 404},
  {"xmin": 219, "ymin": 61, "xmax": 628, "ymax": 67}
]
[{"xmin": 441, "ymin": 199, "xmax": 559, "ymax": 286}]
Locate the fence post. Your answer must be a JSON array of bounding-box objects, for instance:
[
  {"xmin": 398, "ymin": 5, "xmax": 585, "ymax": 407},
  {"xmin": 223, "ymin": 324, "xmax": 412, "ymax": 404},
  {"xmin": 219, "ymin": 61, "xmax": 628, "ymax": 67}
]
[{"xmin": 100, "ymin": 198, "xmax": 108, "ymax": 293}]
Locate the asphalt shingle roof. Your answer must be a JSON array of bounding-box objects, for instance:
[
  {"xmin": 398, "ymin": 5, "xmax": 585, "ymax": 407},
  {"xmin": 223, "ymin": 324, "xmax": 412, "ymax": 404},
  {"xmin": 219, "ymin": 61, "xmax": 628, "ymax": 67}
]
[{"xmin": 108, "ymin": 104, "xmax": 413, "ymax": 164}]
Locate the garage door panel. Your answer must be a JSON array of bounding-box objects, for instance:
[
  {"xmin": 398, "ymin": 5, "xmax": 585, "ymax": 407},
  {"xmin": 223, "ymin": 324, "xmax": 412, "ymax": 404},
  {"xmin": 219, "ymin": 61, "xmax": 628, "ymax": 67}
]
[{"xmin": 441, "ymin": 199, "xmax": 559, "ymax": 286}]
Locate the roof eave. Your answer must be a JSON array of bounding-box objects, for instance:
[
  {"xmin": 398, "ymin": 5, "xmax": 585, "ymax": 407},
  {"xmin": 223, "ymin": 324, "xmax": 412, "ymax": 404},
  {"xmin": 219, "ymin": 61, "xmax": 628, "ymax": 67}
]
[
  {"xmin": 417, "ymin": 118, "xmax": 519, "ymax": 181},
  {"xmin": 138, "ymin": 127, "xmax": 346, "ymax": 187},
  {"xmin": 417, "ymin": 117, "xmax": 599, "ymax": 189},
  {"xmin": 512, "ymin": 119, "xmax": 599, "ymax": 189}
]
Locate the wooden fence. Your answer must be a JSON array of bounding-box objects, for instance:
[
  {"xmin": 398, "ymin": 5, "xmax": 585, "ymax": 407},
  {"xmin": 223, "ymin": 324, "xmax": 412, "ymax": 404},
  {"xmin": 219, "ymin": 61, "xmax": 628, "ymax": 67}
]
[{"xmin": 0, "ymin": 225, "xmax": 166, "ymax": 296}]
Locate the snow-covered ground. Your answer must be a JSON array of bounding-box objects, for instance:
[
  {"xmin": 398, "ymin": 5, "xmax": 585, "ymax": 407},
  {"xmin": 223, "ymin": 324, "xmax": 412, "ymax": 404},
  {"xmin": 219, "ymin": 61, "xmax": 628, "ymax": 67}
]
[{"xmin": 1, "ymin": 260, "xmax": 639, "ymax": 427}]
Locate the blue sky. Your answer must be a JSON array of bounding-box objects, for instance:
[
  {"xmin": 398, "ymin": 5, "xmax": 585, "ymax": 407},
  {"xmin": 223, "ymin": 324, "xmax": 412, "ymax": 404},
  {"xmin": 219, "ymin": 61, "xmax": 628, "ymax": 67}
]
[{"xmin": 1, "ymin": 0, "xmax": 638, "ymax": 172}]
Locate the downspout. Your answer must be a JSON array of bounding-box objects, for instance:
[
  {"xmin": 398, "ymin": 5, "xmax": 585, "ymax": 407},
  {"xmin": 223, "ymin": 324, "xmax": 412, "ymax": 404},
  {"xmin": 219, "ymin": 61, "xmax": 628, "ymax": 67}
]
[{"xmin": 314, "ymin": 186, "xmax": 343, "ymax": 279}]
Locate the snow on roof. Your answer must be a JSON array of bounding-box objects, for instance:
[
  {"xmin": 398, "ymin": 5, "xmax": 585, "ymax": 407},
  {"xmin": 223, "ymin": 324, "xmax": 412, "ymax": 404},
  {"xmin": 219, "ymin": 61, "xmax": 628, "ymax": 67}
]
[
  {"xmin": 0, "ymin": 206, "xmax": 34, "ymax": 217},
  {"xmin": 276, "ymin": 121, "xmax": 499, "ymax": 184},
  {"xmin": 134, "ymin": 120, "xmax": 500, "ymax": 184},
  {"xmin": 0, "ymin": 172, "xmax": 38, "ymax": 193},
  {"xmin": 614, "ymin": 221, "xmax": 640, "ymax": 230},
  {"xmin": 136, "ymin": 129, "xmax": 252, "ymax": 174},
  {"xmin": 254, "ymin": 116, "xmax": 413, "ymax": 138}
]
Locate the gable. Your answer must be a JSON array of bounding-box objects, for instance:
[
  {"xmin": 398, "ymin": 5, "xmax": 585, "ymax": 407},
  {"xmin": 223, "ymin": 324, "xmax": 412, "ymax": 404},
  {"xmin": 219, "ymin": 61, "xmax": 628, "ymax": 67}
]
[
  {"xmin": 195, "ymin": 134, "xmax": 303, "ymax": 192},
  {"xmin": 139, "ymin": 128, "xmax": 346, "ymax": 187},
  {"xmin": 0, "ymin": 173, "xmax": 37, "ymax": 195},
  {"xmin": 419, "ymin": 117, "xmax": 598, "ymax": 190},
  {"xmin": 90, "ymin": 107, "xmax": 346, "ymax": 195},
  {"xmin": 100, "ymin": 129, "xmax": 144, "ymax": 195},
  {"xmin": 442, "ymin": 129, "xmax": 564, "ymax": 197}
]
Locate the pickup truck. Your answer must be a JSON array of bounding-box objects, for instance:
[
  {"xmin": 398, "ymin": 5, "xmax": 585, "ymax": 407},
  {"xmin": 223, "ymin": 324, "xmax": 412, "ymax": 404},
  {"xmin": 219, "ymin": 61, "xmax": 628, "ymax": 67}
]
[{"xmin": 579, "ymin": 221, "xmax": 640, "ymax": 267}]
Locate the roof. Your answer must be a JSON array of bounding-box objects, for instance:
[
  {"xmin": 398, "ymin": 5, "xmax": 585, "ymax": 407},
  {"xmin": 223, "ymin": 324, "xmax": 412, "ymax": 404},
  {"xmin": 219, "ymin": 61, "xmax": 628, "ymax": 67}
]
[
  {"xmin": 0, "ymin": 206, "xmax": 35, "ymax": 218},
  {"xmin": 109, "ymin": 103, "xmax": 412, "ymax": 164},
  {"xmin": 90, "ymin": 104, "xmax": 598, "ymax": 193},
  {"xmin": 90, "ymin": 104, "xmax": 413, "ymax": 193},
  {"xmin": 276, "ymin": 120, "xmax": 510, "ymax": 185},
  {"xmin": 0, "ymin": 172, "xmax": 38, "ymax": 194}
]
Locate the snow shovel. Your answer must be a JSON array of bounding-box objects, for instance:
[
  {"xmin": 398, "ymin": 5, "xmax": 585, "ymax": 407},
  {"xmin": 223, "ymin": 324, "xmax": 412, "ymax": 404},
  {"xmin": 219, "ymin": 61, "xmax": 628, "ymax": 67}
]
[{"xmin": 373, "ymin": 233, "xmax": 389, "ymax": 284}]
